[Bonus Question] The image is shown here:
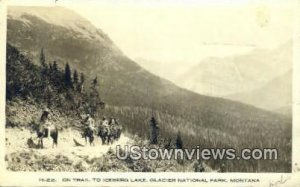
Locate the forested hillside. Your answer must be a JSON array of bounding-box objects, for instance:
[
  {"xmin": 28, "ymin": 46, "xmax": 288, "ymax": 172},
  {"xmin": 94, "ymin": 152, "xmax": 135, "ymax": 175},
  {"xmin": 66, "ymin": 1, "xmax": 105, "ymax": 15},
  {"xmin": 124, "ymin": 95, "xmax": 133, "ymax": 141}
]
[{"xmin": 6, "ymin": 43, "xmax": 104, "ymax": 118}]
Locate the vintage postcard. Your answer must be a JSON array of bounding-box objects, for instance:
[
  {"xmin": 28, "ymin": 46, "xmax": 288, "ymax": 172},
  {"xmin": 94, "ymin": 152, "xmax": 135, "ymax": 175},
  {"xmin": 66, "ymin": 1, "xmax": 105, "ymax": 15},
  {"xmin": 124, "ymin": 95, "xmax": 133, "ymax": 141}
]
[{"xmin": 0, "ymin": 0, "xmax": 300, "ymax": 186}]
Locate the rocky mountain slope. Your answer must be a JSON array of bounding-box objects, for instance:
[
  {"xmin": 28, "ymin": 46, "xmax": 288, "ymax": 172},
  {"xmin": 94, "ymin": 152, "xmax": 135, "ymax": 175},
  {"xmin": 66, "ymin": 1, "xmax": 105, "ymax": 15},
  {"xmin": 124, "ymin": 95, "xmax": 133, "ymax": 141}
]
[{"xmin": 226, "ymin": 70, "xmax": 292, "ymax": 113}]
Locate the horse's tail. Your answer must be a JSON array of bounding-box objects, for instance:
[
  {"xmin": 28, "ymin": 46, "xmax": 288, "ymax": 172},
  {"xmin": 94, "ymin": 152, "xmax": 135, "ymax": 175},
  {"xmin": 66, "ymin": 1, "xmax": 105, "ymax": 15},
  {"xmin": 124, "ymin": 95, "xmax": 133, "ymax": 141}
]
[
  {"xmin": 55, "ymin": 131, "xmax": 58, "ymax": 145},
  {"xmin": 54, "ymin": 135, "xmax": 58, "ymax": 145},
  {"xmin": 50, "ymin": 129, "xmax": 58, "ymax": 145}
]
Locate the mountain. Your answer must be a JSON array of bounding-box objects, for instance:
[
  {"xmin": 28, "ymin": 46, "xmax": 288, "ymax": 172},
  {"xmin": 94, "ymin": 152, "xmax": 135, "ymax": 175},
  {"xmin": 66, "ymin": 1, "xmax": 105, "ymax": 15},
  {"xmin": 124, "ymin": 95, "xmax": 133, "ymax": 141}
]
[
  {"xmin": 7, "ymin": 6, "xmax": 292, "ymax": 172},
  {"xmin": 226, "ymin": 70, "xmax": 292, "ymax": 113},
  {"xmin": 7, "ymin": 6, "xmax": 290, "ymax": 119},
  {"xmin": 273, "ymin": 105, "xmax": 292, "ymax": 117},
  {"xmin": 177, "ymin": 42, "xmax": 292, "ymax": 97}
]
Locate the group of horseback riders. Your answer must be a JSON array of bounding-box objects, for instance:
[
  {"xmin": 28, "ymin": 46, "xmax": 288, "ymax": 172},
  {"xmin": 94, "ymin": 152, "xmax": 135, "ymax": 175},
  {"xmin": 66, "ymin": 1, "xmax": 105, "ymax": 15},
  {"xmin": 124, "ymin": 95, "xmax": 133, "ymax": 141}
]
[
  {"xmin": 81, "ymin": 114, "xmax": 122, "ymax": 146},
  {"xmin": 30, "ymin": 108, "xmax": 122, "ymax": 149}
]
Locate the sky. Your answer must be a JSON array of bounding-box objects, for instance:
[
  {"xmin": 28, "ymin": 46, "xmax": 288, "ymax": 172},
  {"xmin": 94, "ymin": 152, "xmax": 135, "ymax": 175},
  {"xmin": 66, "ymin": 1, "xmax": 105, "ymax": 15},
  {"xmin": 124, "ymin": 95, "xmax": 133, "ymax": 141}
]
[
  {"xmin": 67, "ymin": 0, "xmax": 294, "ymax": 65},
  {"xmin": 8, "ymin": 0, "xmax": 295, "ymax": 73}
]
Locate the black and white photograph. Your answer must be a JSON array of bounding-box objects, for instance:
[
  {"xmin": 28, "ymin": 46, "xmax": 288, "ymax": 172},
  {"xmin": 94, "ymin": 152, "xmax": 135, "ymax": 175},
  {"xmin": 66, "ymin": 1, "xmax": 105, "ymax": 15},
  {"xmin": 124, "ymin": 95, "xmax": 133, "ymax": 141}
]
[{"xmin": 1, "ymin": 0, "xmax": 300, "ymax": 186}]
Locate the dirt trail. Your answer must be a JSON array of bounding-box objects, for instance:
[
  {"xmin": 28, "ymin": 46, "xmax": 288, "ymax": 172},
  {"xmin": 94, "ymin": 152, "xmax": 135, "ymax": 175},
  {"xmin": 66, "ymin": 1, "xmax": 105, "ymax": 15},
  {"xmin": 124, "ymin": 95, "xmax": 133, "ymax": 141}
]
[
  {"xmin": 6, "ymin": 128, "xmax": 131, "ymax": 163},
  {"xmin": 5, "ymin": 128, "xmax": 215, "ymax": 172}
]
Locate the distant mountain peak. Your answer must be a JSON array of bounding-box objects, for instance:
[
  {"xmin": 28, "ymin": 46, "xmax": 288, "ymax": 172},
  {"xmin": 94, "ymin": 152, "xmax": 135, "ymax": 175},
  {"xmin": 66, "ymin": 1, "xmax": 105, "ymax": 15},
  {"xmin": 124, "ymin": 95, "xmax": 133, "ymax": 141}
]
[
  {"xmin": 8, "ymin": 6, "xmax": 118, "ymax": 49},
  {"xmin": 9, "ymin": 6, "xmax": 88, "ymax": 29},
  {"xmin": 177, "ymin": 41, "xmax": 292, "ymax": 97}
]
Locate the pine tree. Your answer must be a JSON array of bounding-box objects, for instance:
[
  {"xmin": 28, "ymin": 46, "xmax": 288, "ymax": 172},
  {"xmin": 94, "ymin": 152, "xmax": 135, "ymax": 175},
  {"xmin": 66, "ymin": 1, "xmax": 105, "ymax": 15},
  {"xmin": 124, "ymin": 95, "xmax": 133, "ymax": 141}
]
[
  {"xmin": 89, "ymin": 76, "xmax": 102, "ymax": 117},
  {"xmin": 48, "ymin": 63, "xmax": 53, "ymax": 82},
  {"xmin": 150, "ymin": 117, "xmax": 159, "ymax": 144},
  {"xmin": 92, "ymin": 76, "xmax": 98, "ymax": 89},
  {"xmin": 64, "ymin": 63, "xmax": 73, "ymax": 89},
  {"xmin": 80, "ymin": 73, "xmax": 85, "ymax": 84},
  {"xmin": 40, "ymin": 48, "xmax": 47, "ymax": 68},
  {"xmin": 39, "ymin": 48, "xmax": 48, "ymax": 91},
  {"xmin": 73, "ymin": 70, "xmax": 79, "ymax": 90},
  {"xmin": 175, "ymin": 132, "xmax": 183, "ymax": 149},
  {"xmin": 78, "ymin": 73, "xmax": 85, "ymax": 93},
  {"xmin": 49, "ymin": 63, "xmax": 53, "ymax": 71},
  {"xmin": 50, "ymin": 61, "xmax": 62, "ymax": 90},
  {"xmin": 53, "ymin": 61, "xmax": 58, "ymax": 72}
]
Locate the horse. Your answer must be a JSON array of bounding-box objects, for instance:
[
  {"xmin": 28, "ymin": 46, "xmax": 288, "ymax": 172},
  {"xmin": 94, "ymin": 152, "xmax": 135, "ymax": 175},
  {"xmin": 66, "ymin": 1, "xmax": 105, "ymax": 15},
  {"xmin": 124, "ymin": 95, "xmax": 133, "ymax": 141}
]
[
  {"xmin": 109, "ymin": 124, "xmax": 122, "ymax": 144},
  {"xmin": 49, "ymin": 125, "xmax": 58, "ymax": 148},
  {"xmin": 106, "ymin": 118, "xmax": 121, "ymax": 144},
  {"xmin": 80, "ymin": 114, "xmax": 96, "ymax": 146},
  {"xmin": 97, "ymin": 125, "xmax": 110, "ymax": 145},
  {"xmin": 31, "ymin": 122, "xmax": 58, "ymax": 149},
  {"xmin": 108, "ymin": 125, "xmax": 116, "ymax": 144},
  {"xmin": 82, "ymin": 126, "xmax": 95, "ymax": 146},
  {"xmin": 114, "ymin": 125, "xmax": 122, "ymax": 141}
]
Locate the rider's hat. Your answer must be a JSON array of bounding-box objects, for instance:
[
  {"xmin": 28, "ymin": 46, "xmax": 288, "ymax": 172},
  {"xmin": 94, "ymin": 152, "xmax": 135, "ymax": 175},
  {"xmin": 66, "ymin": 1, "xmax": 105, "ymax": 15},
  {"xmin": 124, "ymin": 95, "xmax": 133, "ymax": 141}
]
[{"xmin": 43, "ymin": 108, "xmax": 50, "ymax": 115}]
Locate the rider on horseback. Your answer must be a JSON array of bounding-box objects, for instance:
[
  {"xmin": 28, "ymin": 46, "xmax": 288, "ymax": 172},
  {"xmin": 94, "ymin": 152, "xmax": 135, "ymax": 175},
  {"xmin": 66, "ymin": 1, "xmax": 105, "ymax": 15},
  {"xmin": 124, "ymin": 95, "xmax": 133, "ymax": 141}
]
[
  {"xmin": 83, "ymin": 114, "xmax": 95, "ymax": 132},
  {"xmin": 102, "ymin": 116, "xmax": 109, "ymax": 128},
  {"xmin": 102, "ymin": 116, "xmax": 110, "ymax": 135},
  {"xmin": 40, "ymin": 108, "xmax": 52, "ymax": 138},
  {"xmin": 109, "ymin": 117, "xmax": 116, "ymax": 126},
  {"xmin": 40, "ymin": 108, "xmax": 50, "ymax": 122},
  {"xmin": 81, "ymin": 114, "xmax": 96, "ymax": 145}
]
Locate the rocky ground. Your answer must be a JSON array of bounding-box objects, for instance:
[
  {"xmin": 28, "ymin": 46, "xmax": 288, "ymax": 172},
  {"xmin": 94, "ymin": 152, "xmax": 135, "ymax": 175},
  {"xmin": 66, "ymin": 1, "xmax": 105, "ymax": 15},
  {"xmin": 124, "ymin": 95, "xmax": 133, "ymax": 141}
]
[
  {"xmin": 5, "ymin": 127, "xmax": 214, "ymax": 172},
  {"xmin": 5, "ymin": 127, "xmax": 132, "ymax": 171}
]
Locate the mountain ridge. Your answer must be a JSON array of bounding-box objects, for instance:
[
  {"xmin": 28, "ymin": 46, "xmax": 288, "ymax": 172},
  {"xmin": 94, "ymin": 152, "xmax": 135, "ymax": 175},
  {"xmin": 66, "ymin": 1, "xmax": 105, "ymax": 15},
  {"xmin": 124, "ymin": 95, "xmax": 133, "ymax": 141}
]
[
  {"xmin": 7, "ymin": 6, "xmax": 291, "ymax": 121},
  {"xmin": 226, "ymin": 69, "xmax": 292, "ymax": 112},
  {"xmin": 177, "ymin": 41, "xmax": 292, "ymax": 97}
]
